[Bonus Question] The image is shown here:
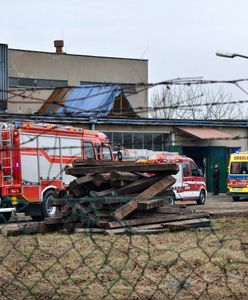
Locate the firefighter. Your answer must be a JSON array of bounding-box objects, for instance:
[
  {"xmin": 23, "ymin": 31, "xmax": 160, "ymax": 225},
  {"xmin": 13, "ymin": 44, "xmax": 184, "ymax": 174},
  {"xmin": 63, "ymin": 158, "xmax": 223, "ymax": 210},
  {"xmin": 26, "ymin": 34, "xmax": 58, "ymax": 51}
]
[{"xmin": 213, "ymin": 164, "xmax": 220, "ymax": 195}]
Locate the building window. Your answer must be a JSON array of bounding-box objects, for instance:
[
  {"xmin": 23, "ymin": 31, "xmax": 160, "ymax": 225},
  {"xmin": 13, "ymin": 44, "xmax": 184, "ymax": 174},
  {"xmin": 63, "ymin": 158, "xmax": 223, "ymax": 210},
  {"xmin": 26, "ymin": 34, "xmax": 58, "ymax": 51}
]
[
  {"xmin": 9, "ymin": 77, "xmax": 68, "ymax": 88},
  {"xmin": 123, "ymin": 132, "xmax": 133, "ymax": 149},
  {"xmin": 104, "ymin": 131, "xmax": 171, "ymax": 151},
  {"xmin": 112, "ymin": 132, "xmax": 123, "ymax": 151},
  {"xmin": 9, "ymin": 77, "xmax": 20, "ymax": 87},
  {"xmin": 19, "ymin": 78, "xmax": 35, "ymax": 87},
  {"xmin": 163, "ymin": 133, "xmax": 171, "ymax": 151},
  {"xmin": 36, "ymin": 79, "xmax": 52, "ymax": 87},
  {"xmin": 144, "ymin": 133, "xmax": 153, "ymax": 150},
  {"xmin": 80, "ymin": 81, "xmax": 137, "ymax": 93},
  {"xmin": 133, "ymin": 133, "xmax": 143, "ymax": 149},
  {"xmin": 153, "ymin": 134, "xmax": 163, "ymax": 151}
]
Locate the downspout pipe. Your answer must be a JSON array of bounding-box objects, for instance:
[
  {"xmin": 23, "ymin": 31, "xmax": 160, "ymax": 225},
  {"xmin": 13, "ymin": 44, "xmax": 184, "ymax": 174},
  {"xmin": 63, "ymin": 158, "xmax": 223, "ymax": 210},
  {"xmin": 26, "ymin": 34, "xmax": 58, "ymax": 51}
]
[{"xmin": 90, "ymin": 116, "xmax": 98, "ymax": 130}]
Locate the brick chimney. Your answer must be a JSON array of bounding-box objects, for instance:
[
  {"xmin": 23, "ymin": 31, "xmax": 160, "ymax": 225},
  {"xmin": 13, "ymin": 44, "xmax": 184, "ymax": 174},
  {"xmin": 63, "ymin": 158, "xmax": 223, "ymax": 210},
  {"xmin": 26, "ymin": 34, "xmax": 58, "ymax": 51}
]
[{"xmin": 54, "ymin": 40, "xmax": 64, "ymax": 53}]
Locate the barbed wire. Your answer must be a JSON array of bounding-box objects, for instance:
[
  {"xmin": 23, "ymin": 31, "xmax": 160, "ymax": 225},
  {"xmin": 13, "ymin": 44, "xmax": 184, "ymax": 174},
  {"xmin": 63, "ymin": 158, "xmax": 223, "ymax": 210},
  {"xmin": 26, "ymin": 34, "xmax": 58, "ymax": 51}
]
[{"xmin": 2, "ymin": 78, "xmax": 248, "ymax": 116}]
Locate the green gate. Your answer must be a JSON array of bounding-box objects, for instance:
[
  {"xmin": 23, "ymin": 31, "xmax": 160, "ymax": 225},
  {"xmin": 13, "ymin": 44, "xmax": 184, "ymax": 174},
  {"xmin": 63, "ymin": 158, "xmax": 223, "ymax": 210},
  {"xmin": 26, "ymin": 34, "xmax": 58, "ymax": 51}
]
[{"xmin": 208, "ymin": 147, "xmax": 228, "ymax": 193}]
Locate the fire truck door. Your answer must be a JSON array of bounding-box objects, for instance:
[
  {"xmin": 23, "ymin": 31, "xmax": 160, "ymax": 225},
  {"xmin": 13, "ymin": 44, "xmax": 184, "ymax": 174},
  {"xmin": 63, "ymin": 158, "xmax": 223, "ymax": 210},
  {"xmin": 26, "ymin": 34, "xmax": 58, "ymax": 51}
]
[
  {"xmin": 20, "ymin": 134, "xmax": 39, "ymax": 184},
  {"xmin": 38, "ymin": 136, "xmax": 61, "ymax": 181},
  {"xmin": 60, "ymin": 137, "xmax": 82, "ymax": 184}
]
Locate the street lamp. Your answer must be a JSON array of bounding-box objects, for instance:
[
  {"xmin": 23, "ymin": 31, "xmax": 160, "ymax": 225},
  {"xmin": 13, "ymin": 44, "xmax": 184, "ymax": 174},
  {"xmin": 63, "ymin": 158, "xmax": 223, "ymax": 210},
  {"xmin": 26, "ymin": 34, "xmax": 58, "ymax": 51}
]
[{"xmin": 216, "ymin": 51, "xmax": 248, "ymax": 60}]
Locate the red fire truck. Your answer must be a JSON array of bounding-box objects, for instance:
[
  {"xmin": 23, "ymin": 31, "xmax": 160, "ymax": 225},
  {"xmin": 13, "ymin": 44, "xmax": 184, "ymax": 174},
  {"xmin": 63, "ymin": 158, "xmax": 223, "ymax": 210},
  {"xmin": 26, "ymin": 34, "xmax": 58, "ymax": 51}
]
[{"xmin": 0, "ymin": 122, "xmax": 113, "ymax": 222}]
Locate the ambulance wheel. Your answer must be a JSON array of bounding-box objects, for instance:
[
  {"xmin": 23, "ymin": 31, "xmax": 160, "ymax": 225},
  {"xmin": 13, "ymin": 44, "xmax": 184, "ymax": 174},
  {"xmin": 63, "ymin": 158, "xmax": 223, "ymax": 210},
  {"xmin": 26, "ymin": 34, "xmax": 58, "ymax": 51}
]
[
  {"xmin": 197, "ymin": 190, "xmax": 206, "ymax": 205},
  {"xmin": 43, "ymin": 190, "xmax": 60, "ymax": 218},
  {"xmin": 232, "ymin": 196, "xmax": 240, "ymax": 201}
]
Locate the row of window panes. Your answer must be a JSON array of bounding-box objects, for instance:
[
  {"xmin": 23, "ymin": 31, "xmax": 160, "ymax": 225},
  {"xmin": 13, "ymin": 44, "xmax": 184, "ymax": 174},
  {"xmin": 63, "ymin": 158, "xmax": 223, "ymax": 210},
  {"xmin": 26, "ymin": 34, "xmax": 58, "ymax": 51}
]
[
  {"xmin": 104, "ymin": 132, "xmax": 171, "ymax": 151},
  {"xmin": 80, "ymin": 81, "xmax": 137, "ymax": 93},
  {"xmin": 9, "ymin": 77, "xmax": 68, "ymax": 88}
]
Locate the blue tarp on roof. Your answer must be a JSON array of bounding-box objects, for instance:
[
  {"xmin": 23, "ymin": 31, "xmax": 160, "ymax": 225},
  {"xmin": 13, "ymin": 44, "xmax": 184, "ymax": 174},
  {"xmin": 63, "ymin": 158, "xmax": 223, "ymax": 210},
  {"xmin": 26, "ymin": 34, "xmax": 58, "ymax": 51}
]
[{"xmin": 55, "ymin": 85, "xmax": 124, "ymax": 116}]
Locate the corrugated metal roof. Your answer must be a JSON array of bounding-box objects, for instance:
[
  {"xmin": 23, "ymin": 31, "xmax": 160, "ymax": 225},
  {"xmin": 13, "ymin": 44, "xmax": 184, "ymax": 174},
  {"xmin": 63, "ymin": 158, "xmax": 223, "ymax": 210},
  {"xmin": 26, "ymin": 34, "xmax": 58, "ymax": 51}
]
[{"xmin": 177, "ymin": 127, "xmax": 235, "ymax": 139}]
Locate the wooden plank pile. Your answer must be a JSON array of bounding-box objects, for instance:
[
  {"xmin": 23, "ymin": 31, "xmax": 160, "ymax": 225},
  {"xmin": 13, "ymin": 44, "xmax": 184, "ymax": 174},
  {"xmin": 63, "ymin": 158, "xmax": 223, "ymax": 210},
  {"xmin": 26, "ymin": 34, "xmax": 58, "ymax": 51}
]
[
  {"xmin": 48, "ymin": 160, "xmax": 210, "ymax": 233},
  {"xmin": 3, "ymin": 160, "xmax": 210, "ymax": 236}
]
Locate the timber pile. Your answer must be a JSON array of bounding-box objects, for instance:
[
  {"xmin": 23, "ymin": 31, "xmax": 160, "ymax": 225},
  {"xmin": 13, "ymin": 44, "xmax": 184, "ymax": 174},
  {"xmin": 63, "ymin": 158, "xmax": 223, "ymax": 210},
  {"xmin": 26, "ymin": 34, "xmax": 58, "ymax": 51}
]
[
  {"xmin": 49, "ymin": 160, "xmax": 210, "ymax": 233},
  {"xmin": 4, "ymin": 160, "xmax": 211, "ymax": 236}
]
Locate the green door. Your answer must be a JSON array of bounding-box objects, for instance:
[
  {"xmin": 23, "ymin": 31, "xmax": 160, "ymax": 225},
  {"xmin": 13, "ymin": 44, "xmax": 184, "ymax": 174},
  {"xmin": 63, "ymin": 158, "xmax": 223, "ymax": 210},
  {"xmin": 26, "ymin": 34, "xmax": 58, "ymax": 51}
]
[
  {"xmin": 169, "ymin": 146, "xmax": 183, "ymax": 155},
  {"xmin": 209, "ymin": 147, "xmax": 227, "ymax": 193}
]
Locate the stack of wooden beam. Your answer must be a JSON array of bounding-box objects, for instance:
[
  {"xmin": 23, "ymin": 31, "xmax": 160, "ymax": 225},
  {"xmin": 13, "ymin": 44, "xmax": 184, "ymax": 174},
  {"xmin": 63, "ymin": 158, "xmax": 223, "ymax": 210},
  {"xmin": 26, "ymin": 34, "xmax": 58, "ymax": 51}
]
[{"xmin": 48, "ymin": 160, "xmax": 210, "ymax": 233}]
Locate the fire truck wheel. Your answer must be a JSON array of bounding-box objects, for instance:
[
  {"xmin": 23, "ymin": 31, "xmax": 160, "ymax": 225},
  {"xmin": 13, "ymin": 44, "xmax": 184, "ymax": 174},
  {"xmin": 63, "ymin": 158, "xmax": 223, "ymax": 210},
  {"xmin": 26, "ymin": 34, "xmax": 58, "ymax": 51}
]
[
  {"xmin": 197, "ymin": 190, "xmax": 206, "ymax": 205},
  {"xmin": 0, "ymin": 212, "xmax": 12, "ymax": 223},
  {"xmin": 0, "ymin": 199, "xmax": 13, "ymax": 223},
  {"xmin": 43, "ymin": 190, "xmax": 60, "ymax": 218}
]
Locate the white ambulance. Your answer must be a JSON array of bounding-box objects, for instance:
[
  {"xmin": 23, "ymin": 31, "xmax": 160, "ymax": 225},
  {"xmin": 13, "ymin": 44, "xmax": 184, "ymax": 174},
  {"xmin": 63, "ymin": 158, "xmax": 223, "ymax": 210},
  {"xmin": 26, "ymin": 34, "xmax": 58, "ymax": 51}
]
[{"xmin": 155, "ymin": 153, "xmax": 207, "ymax": 204}]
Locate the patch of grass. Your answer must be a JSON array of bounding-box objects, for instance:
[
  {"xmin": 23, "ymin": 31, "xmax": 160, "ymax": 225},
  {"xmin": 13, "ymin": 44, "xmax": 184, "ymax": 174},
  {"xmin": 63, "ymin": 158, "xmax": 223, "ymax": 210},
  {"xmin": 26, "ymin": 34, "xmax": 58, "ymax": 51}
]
[{"xmin": 1, "ymin": 217, "xmax": 248, "ymax": 299}]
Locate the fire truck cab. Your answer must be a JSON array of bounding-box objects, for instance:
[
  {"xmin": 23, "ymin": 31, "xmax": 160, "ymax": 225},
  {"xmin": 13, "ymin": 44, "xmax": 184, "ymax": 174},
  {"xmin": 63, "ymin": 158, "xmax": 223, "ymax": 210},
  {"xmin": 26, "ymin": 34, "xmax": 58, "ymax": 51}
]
[
  {"xmin": 0, "ymin": 122, "xmax": 113, "ymax": 222},
  {"xmin": 156, "ymin": 153, "xmax": 207, "ymax": 204}
]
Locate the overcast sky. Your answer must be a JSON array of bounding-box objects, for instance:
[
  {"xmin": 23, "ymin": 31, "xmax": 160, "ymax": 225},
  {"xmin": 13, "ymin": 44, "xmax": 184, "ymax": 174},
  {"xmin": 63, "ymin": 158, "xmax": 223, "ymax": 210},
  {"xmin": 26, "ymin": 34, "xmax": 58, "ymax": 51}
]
[{"xmin": 2, "ymin": 0, "xmax": 248, "ymax": 97}]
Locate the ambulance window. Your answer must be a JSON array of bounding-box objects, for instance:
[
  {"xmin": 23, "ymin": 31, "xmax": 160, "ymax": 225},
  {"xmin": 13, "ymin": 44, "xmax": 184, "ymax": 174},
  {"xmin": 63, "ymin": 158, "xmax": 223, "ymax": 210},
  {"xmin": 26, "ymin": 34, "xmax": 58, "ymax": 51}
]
[
  {"xmin": 190, "ymin": 162, "xmax": 198, "ymax": 176},
  {"xmin": 102, "ymin": 145, "xmax": 112, "ymax": 161},
  {"xmin": 84, "ymin": 141, "xmax": 95, "ymax": 159},
  {"xmin": 183, "ymin": 163, "xmax": 190, "ymax": 177}
]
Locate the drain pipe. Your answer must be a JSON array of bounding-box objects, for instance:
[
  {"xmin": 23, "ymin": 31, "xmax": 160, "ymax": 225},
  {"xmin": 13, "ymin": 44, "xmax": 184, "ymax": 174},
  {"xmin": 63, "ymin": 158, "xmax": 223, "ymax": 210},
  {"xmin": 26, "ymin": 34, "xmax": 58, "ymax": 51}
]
[{"xmin": 90, "ymin": 116, "xmax": 98, "ymax": 130}]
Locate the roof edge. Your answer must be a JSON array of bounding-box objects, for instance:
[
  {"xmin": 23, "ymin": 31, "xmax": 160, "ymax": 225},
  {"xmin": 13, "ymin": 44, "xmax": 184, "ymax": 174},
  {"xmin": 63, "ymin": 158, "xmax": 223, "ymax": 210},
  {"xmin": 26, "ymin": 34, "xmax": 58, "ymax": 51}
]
[{"xmin": 8, "ymin": 48, "xmax": 148, "ymax": 62}]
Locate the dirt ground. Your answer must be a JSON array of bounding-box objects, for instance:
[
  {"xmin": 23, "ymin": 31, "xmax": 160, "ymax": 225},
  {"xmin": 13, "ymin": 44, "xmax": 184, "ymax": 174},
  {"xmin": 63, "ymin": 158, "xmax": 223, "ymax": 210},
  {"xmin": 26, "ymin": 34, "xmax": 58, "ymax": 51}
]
[
  {"xmin": 1, "ymin": 194, "xmax": 248, "ymax": 299},
  {"xmin": 189, "ymin": 193, "xmax": 248, "ymax": 216},
  {"xmin": 1, "ymin": 214, "xmax": 248, "ymax": 299}
]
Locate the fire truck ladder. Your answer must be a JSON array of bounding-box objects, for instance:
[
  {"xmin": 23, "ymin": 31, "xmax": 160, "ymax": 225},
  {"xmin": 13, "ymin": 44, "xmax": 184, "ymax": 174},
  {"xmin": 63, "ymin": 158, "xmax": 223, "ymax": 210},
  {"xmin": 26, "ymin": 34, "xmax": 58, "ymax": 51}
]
[{"xmin": 1, "ymin": 127, "xmax": 14, "ymax": 186}]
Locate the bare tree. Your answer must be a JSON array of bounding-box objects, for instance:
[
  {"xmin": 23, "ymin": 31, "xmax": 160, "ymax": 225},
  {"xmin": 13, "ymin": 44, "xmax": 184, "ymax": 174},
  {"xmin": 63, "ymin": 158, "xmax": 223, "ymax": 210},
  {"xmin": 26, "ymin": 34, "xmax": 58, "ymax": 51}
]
[{"xmin": 150, "ymin": 84, "xmax": 245, "ymax": 120}]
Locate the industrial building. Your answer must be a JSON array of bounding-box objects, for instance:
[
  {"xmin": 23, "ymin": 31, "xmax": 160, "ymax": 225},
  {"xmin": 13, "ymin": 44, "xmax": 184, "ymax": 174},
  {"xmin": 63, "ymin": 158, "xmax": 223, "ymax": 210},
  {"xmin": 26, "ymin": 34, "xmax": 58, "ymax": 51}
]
[
  {"xmin": 4, "ymin": 41, "xmax": 148, "ymax": 115},
  {"xmin": 0, "ymin": 42, "xmax": 248, "ymax": 193}
]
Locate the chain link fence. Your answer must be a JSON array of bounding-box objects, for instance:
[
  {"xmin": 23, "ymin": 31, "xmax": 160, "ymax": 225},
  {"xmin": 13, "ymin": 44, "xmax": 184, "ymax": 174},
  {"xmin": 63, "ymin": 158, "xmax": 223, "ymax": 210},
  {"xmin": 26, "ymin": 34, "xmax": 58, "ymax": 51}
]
[{"xmin": 1, "ymin": 210, "xmax": 248, "ymax": 299}]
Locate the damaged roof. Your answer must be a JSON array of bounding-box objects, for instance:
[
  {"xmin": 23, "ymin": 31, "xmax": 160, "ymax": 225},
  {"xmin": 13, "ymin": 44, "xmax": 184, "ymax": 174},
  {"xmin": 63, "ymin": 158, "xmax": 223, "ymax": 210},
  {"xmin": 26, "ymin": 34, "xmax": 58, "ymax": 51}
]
[{"xmin": 38, "ymin": 84, "xmax": 138, "ymax": 117}]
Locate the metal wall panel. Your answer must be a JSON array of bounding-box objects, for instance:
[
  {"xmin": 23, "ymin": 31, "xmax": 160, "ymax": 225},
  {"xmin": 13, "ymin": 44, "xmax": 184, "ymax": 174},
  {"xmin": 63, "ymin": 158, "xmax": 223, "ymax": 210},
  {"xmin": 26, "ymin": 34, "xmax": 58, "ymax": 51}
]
[{"xmin": 0, "ymin": 44, "xmax": 8, "ymax": 111}]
